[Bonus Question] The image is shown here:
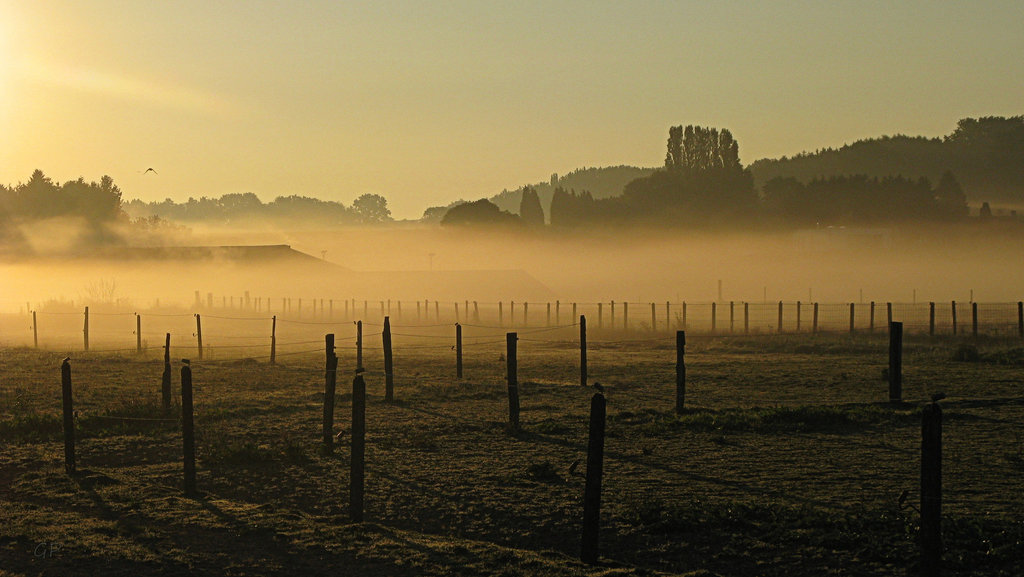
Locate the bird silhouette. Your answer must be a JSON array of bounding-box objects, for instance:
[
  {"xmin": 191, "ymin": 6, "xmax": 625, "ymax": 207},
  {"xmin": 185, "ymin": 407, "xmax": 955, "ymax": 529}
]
[{"xmin": 143, "ymin": 168, "xmax": 157, "ymax": 175}]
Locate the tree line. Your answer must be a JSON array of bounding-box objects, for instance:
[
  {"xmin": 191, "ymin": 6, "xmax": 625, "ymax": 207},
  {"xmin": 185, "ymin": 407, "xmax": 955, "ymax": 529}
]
[
  {"xmin": 442, "ymin": 123, "xmax": 978, "ymax": 230},
  {"xmin": 124, "ymin": 192, "xmax": 391, "ymax": 226}
]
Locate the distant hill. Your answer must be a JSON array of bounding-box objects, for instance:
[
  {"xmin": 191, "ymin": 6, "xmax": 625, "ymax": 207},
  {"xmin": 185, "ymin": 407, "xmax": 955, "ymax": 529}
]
[
  {"xmin": 749, "ymin": 116, "xmax": 1024, "ymax": 205},
  {"xmin": 489, "ymin": 165, "xmax": 656, "ymax": 218}
]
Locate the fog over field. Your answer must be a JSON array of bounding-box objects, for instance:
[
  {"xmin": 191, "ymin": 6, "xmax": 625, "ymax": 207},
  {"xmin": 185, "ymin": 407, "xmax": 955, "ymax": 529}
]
[{"xmin": 2, "ymin": 223, "xmax": 1021, "ymax": 313}]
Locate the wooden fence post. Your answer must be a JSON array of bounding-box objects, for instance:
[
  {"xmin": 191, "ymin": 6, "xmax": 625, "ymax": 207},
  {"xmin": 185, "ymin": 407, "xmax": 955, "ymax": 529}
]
[
  {"xmin": 729, "ymin": 301, "xmax": 735, "ymax": 333},
  {"xmin": 33, "ymin": 311, "xmax": 38, "ymax": 348},
  {"xmin": 796, "ymin": 301, "xmax": 801, "ymax": 332},
  {"xmin": 666, "ymin": 301, "xmax": 671, "ymax": 332},
  {"xmin": 598, "ymin": 303, "xmax": 603, "ymax": 329},
  {"xmin": 870, "ymin": 301, "xmax": 876, "ymax": 333},
  {"xmin": 356, "ymin": 320, "xmax": 363, "ymax": 370},
  {"xmin": 195, "ymin": 314, "xmax": 203, "ymax": 360},
  {"xmin": 777, "ymin": 301, "xmax": 783, "ymax": 333},
  {"xmin": 610, "ymin": 301, "xmax": 615, "ymax": 329},
  {"xmin": 136, "ymin": 314, "xmax": 142, "ymax": 353},
  {"xmin": 523, "ymin": 301, "xmax": 529, "ymax": 326},
  {"xmin": 812, "ymin": 303, "xmax": 819, "ymax": 334},
  {"xmin": 351, "ymin": 371, "xmax": 366, "ymax": 522},
  {"xmin": 1018, "ymin": 301, "xmax": 1023, "ymax": 338},
  {"xmin": 323, "ymin": 334, "xmax": 338, "ymax": 452},
  {"xmin": 473, "ymin": 301, "xmax": 479, "ymax": 321},
  {"xmin": 623, "ymin": 301, "xmax": 629, "ymax": 333},
  {"xmin": 972, "ymin": 302, "xmax": 978, "ymax": 337},
  {"xmin": 506, "ymin": 332, "xmax": 520, "ymax": 431},
  {"xmin": 921, "ymin": 400, "xmax": 942, "ymax": 577},
  {"xmin": 270, "ymin": 316, "xmax": 277, "ymax": 365},
  {"xmin": 573, "ymin": 302, "xmax": 577, "ymax": 323},
  {"xmin": 651, "ymin": 302, "xmax": 656, "ymax": 332},
  {"xmin": 889, "ymin": 321, "xmax": 903, "ymax": 403},
  {"xmin": 849, "ymin": 303, "xmax": 855, "ymax": 334},
  {"xmin": 556, "ymin": 301, "xmax": 560, "ymax": 325},
  {"xmin": 580, "ymin": 391, "xmax": 607, "ymax": 564},
  {"xmin": 744, "ymin": 302, "xmax": 750, "ymax": 335},
  {"xmin": 546, "ymin": 302, "xmax": 551, "ymax": 327},
  {"xmin": 181, "ymin": 361, "xmax": 197, "ymax": 497},
  {"xmin": 711, "ymin": 302, "xmax": 717, "ymax": 334},
  {"xmin": 929, "ymin": 302, "xmax": 936, "ymax": 336},
  {"xmin": 162, "ymin": 334, "xmax": 172, "ymax": 412},
  {"xmin": 61, "ymin": 358, "xmax": 75, "ymax": 474},
  {"xmin": 434, "ymin": 300, "xmax": 439, "ymax": 321},
  {"xmin": 456, "ymin": 323, "xmax": 463, "ymax": 379},
  {"xmin": 383, "ymin": 317, "xmax": 394, "ymax": 402},
  {"xmin": 951, "ymin": 301, "xmax": 957, "ymax": 336},
  {"xmin": 498, "ymin": 301, "xmax": 503, "ymax": 326},
  {"xmin": 83, "ymin": 306, "xmax": 89, "ymax": 352},
  {"xmin": 676, "ymin": 331, "xmax": 686, "ymax": 414},
  {"xmin": 580, "ymin": 316, "xmax": 588, "ymax": 387}
]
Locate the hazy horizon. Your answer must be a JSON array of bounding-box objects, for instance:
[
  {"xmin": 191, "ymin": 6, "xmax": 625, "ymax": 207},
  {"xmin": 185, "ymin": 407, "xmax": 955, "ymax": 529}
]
[{"xmin": 3, "ymin": 1, "xmax": 1023, "ymax": 219}]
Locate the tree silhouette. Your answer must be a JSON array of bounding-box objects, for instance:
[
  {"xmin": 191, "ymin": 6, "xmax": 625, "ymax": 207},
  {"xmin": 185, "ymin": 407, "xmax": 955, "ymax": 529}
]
[
  {"xmin": 352, "ymin": 193, "xmax": 392, "ymax": 224},
  {"xmin": 518, "ymin": 186, "xmax": 545, "ymax": 226}
]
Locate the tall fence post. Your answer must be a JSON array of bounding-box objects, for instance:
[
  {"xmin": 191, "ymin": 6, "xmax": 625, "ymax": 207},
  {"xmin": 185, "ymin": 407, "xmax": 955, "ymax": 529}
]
[
  {"xmin": 623, "ymin": 301, "xmax": 629, "ymax": 333},
  {"xmin": 812, "ymin": 303, "xmax": 819, "ymax": 334},
  {"xmin": 711, "ymin": 302, "xmax": 717, "ymax": 334},
  {"xmin": 83, "ymin": 306, "xmax": 89, "ymax": 352},
  {"xmin": 610, "ymin": 301, "xmax": 615, "ymax": 329},
  {"xmin": 456, "ymin": 323, "xmax": 463, "ymax": 379},
  {"xmin": 921, "ymin": 400, "xmax": 942, "ymax": 577},
  {"xmin": 971, "ymin": 302, "xmax": 978, "ymax": 337},
  {"xmin": 849, "ymin": 303, "xmax": 856, "ymax": 334},
  {"xmin": 951, "ymin": 301, "xmax": 958, "ymax": 336},
  {"xmin": 506, "ymin": 332, "xmax": 520, "ymax": 432},
  {"xmin": 323, "ymin": 334, "xmax": 338, "ymax": 452},
  {"xmin": 729, "ymin": 301, "xmax": 735, "ymax": 333},
  {"xmin": 1018, "ymin": 301, "xmax": 1023, "ymax": 338},
  {"xmin": 929, "ymin": 302, "xmax": 936, "ymax": 336},
  {"xmin": 161, "ymin": 334, "xmax": 172, "ymax": 412},
  {"xmin": 356, "ymin": 320, "xmax": 363, "ymax": 370},
  {"xmin": 61, "ymin": 358, "xmax": 75, "ymax": 474},
  {"xmin": 580, "ymin": 391, "xmax": 607, "ymax": 564},
  {"xmin": 889, "ymin": 321, "xmax": 903, "ymax": 403},
  {"xmin": 870, "ymin": 301, "xmax": 876, "ymax": 333},
  {"xmin": 523, "ymin": 301, "xmax": 529, "ymax": 326},
  {"xmin": 556, "ymin": 300, "xmax": 560, "ymax": 325},
  {"xmin": 270, "ymin": 316, "xmax": 277, "ymax": 365},
  {"xmin": 666, "ymin": 301, "xmax": 671, "ymax": 332},
  {"xmin": 181, "ymin": 361, "xmax": 197, "ymax": 497},
  {"xmin": 351, "ymin": 370, "xmax": 366, "ymax": 522},
  {"xmin": 547, "ymin": 302, "xmax": 551, "ymax": 327},
  {"xmin": 598, "ymin": 303, "xmax": 603, "ymax": 329},
  {"xmin": 777, "ymin": 301, "xmax": 783, "ymax": 333},
  {"xmin": 744, "ymin": 302, "xmax": 749, "ymax": 335},
  {"xmin": 498, "ymin": 301, "xmax": 503, "ymax": 326},
  {"xmin": 136, "ymin": 314, "xmax": 142, "ymax": 353},
  {"xmin": 651, "ymin": 302, "xmax": 656, "ymax": 332},
  {"xmin": 383, "ymin": 316, "xmax": 394, "ymax": 402},
  {"xmin": 796, "ymin": 301, "xmax": 801, "ymax": 332},
  {"xmin": 676, "ymin": 331, "xmax": 686, "ymax": 414},
  {"xmin": 580, "ymin": 316, "xmax": 588, "ymax": 387},
  {"xmin": 195, "ymin": 314, "xmax": 203, "ymax": 360},
  {"xmin": 32, "ymin": 311, "xmax": 38, "ymax": 348}
]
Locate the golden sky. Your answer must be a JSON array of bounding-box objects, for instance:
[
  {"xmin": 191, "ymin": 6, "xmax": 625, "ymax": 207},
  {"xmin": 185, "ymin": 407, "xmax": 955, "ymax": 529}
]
[{"xmin": 2, "ymin": 1, "xmax": 1022, "ymax": 218}]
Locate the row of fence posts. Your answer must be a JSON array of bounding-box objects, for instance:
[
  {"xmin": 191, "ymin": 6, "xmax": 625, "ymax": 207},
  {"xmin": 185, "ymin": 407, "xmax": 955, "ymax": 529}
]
[
  {"xmin": 56, "ymin": 317, "xmax": 939, "ymax": 571},
  {"xmin": 29, "ymin": 301, "xmax": 1024, "ymax": 354}
]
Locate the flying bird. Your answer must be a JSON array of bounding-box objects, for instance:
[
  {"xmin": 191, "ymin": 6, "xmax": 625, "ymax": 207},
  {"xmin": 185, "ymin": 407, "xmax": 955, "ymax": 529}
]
[{"xmin": 143, "ymin": 168, "xmax": 158, "ymax": 175}]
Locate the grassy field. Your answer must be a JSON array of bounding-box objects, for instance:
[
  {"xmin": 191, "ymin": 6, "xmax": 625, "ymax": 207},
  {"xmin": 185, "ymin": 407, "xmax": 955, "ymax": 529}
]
[{"xmin": 1, "ymin": 333, "xmax": 1023, "ymax": 576}]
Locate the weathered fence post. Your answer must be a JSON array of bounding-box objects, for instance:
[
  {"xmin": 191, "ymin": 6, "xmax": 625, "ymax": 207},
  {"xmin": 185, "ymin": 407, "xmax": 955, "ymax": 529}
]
[
  {"xmin": 556, "ymin": 300, "xmax": 561, "ymax": 325},
  {"xmin": 506, "ymin": 332, "xmax": 520, "ymax": 431},
  {"xmin": 270, "ymin": 316, "xmax": 277, "ymax": 365},
  {"xmin": 889, "ymin": 321, "xmax": 903, "ymax": 403},
  {"xmin": 971, "ymin": 302, "xmax": 978, "ymax": 337},
  {"xmin": 434, "ymin": 300, "xmax": 439, "ymax": 321},
  {"xmin": 929, "ymin": 302, "xmax": 936, "ymax": 336},
  {"xmin": 136, "ymin": 314, "xmax": 142, "ymax": 353},
  {"xmin": 777, "ymin": 301, "xmax": 783, "ymax": 333},
  {"xmin": 456, "ymin": 323, "xmax": 463, "ymax": 379},
  {"xmin": 623, "ymin": 301, "xmax": 629, "ymax": 333},
  {"xmin": 666, "ymin": 301, "xmax": 671, "ymax": 332},
  {"xmin": 546, "ymin": 302, "xmax": 551, "ymax": 327},
  {"xmin": 951, "ymin": 301, "xmax": 957, "ymax": 336},
  {"xmin": 598, "ymin": 303, "xmax": 603, "ymax": 329},
  {"xmin": 161, "ymin": 334, "xmax": 172, "ymax": 412},
  {"xmin": 383, "ymin": 316, "xmax": 394, "ymax": 402},
  {"xmin": 181, "ymin": 360, "xmax": 197, "ymax": 497},
  {"xmin": 921, "ymin": 399, "xmax": 942, "ymax": 577},
  {"xmin": 351, "ymin": 370, "xmax": 366, "ymax": 522},
  {"xmin": 796, "ymin": 301, "xmax": 801, "ymax": 332},
  {"xmin": 498, "ymin": 301, "xmax": 503, "ymax": 326},
  {"xmin": 711, "ymin": 302, "xmax": 717, "ymax": 334},
  {"xmin": 323, "ymin": 334, "xmax": 338, "ymax": 452},
  {"xmin": 83, "ymin": 306, "xmax": 89, "ymax": 352},
  {"xmin": 651, "ymin": 302, "xmax": 656, "ymax": 332},
  {"xmin": 870, "ymin": 301, "xmax": 876, "ymax": 333},
  {"xmin": 729, "ymin": 301, "xmax": 735, "ymax": 333},
  {"xmin": 849, "ymin": 303, "xmax": 856, "ymax": 334},
  {"xmin": 744, "ymin": 302, "xmax": 750, "ymax": 335},
  {"xmin": 356, "ymin": 320, "xmax": 363, "ymax": 370},
  {"xmin": 473, "ymin": 301, "xmax": 479, "ymax": 321},
  {"xmin": 33, "ymin": 311, "xmax": 38, "ymax": 348},
  {"xmin": 580, "ymin": 390, "xmax": 607, "ymax": 564},
  {"xmin": 1018, "ymin": 301, "xmax": 1023, "ymax": 338},
  {"xmin": 676, "ymin": 331, "xmax": 686, "ymax": 414},
  {"xmin": 523, "ymin": 301, "xmax": 529, "ymax": 326},
  {"xmin": 192, "ymin": 313, "xmax": 204, "ymax": 359},
  {"xmin": 61, "ymin": 358, "xmax": 75, "ymax": 474},
  {"xmin": 610, "ymin": 301, "xmax": 615, "ymax": 329},
  {"xmin": 812, "ymin": 302, "xmax": 819, "ymax": 334},
  {"xmin": 580, "ymin": 315, "xmax": 588, "ymax": 387}
]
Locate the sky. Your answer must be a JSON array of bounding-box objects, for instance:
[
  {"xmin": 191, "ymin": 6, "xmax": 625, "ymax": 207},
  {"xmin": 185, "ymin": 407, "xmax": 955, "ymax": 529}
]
[{"xmin": 1, "ymin": 1, "xmax": 1022, "ymax": 219}]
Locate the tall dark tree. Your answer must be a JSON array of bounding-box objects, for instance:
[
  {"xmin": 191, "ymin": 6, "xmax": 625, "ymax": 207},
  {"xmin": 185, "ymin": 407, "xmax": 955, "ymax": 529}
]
[
  {"xmin": 352, "ymin": 193, "xmax": 392, "ymax": 224},
  {"xmin": 519, "ymin": 186, "xmax": 545, "ymax": 226}
]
